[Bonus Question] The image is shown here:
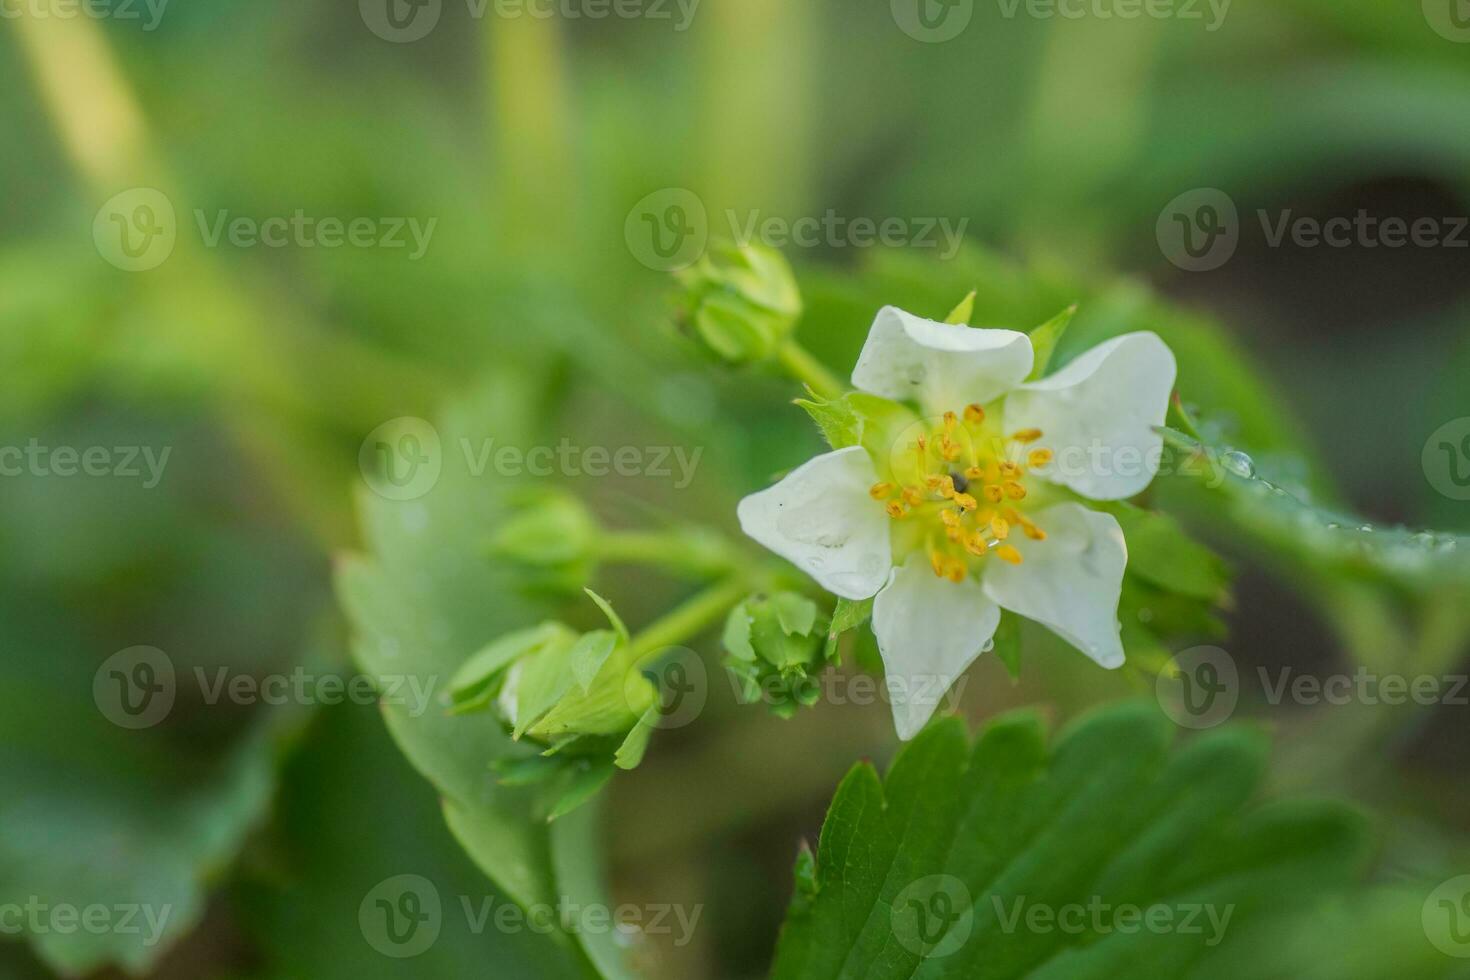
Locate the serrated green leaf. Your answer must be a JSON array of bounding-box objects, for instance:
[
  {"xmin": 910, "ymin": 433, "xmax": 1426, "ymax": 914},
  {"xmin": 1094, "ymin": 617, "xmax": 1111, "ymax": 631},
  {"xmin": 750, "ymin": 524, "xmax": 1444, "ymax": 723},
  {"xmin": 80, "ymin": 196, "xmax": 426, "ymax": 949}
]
[
  {"xmin": 770, "ymin": 702, "xmax": 1368, "ymax": 980},
  {"xmin": 338, "ymin": 386, "xmax": 634, "ymax": 978}
]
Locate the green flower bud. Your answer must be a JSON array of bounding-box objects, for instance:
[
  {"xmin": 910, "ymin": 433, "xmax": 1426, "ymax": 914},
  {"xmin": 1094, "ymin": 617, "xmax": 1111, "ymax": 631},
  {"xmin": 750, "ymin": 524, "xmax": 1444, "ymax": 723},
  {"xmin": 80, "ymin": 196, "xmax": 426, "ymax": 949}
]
[
  {"xmin": 449, "ymin": 590, "xmax": 659, "ymax": 810},
  {"xmin": 488, "ymin": 490, "xmax": 598, "ymax": 595},
  {"xmin": 723, "ymin": 592, "xmax": 829, "ymax": 718},
  {"xmin": 676, "ymin": 241, "xmax": 802, "ymax": 365}
]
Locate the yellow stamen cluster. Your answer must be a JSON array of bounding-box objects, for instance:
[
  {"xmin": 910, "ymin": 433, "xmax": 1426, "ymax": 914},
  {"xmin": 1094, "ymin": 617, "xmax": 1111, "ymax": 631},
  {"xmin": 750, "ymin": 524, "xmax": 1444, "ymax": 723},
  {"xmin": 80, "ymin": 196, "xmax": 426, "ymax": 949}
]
[{"xmin": 869, "ymin": 408, "xmax": 1053, "ymax": 583}]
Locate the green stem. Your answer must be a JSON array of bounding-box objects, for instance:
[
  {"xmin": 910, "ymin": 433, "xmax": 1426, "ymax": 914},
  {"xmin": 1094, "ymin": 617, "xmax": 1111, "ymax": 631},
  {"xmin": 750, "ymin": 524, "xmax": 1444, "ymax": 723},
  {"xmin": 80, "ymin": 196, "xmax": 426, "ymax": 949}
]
[
  {"xmin": 627, "ymin": 576, "xmax": 751, "ymax": 665},
  {"xmin": 597, "ymin": 529, "xmax": 738, "ymax": 578},
  {"xmin": 776, "ymin": 338, "xmax": 845, "ymax": 400}
]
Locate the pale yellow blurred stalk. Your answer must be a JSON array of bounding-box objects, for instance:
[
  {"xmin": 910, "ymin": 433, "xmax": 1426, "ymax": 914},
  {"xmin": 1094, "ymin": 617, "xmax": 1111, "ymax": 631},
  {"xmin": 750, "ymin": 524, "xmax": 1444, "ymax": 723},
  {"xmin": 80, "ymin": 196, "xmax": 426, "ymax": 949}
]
[{"xmin": 14, "ymin": 6, "xmax": 443, "ymax": 545}]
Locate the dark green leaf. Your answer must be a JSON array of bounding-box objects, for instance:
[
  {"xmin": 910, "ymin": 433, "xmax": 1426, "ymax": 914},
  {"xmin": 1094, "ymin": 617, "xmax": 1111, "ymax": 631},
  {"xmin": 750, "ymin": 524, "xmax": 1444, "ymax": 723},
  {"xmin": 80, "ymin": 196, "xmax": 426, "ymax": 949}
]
[{"xmin": 770, "ymin": 702, "xmax": 1369, "ymax": 980}]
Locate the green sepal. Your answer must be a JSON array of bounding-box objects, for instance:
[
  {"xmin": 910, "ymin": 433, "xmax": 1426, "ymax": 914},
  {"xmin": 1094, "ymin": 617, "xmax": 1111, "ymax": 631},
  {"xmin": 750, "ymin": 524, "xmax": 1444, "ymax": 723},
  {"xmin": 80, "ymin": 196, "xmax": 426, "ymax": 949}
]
[
  {"xmin": 1026, "ymin": 303, "xmax": 1077, "ymax": 380},
  {"xmin": 450, "ymin": 621, "xmax": 576, "ymax": 710},
  {"xmin": 546, "ymin": 762, "xmax": 616, "ymax": 823},
  {"xmin": 493, "ymin": 753, "xmax": 565, "ymax": 787},
  {"xmin": 944, "ymin": 290, "xmax": 976, "ymax": 325},
  {"xmin": 569, "ymin": 630, "xmax": 619, "ymax": 694},
  {"xmin": 823, "ymin": 596, "xmax": 874, "ymax": 662},
  {"xmin": 991, "ymin": 612, "xmax": 1021, "ymax": 680}
]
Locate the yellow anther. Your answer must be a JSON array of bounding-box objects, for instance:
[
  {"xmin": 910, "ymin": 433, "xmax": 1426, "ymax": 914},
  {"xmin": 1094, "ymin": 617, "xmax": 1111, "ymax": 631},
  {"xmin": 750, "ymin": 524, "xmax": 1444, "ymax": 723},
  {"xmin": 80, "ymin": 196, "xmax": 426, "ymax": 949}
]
[
  {"xmin": 983, "ymin": 485, "xmax": 1005, "ymax": 504},
  {"xmin": 943, "ymin": 411, "xmax": 958, "ymax": 431},
  {"xmin": 995, "ymin": 545, "xmax": 1024, "ymax": 565},
  {"xmin": 939, "ymin": 437, "xmax": 961, "ymax": 462},
  {"xmin": 964, "ymin": 404, "xmax": 985, "ymax": 425},
  {"xmin": 945, "ymin": 525, "xmax": 965, "ymax": 543},
  {"xmin": 964, "ymin": 533, "xmax": 989, "ymax": 556},
  {"xmin": 886, "ymin": 501, "xmax": 908, "ymax": 519},
  {"xmin": 1004, "ymin": 482, "xmax": 1027, "ymax": 500},
  {"xmin": 953, "ymin": 492, "xmax": 979, "ymax": 511},
  {"xmin": 990, "ymin": 516, "xmax": 1010, "ymax": 540},
  {"xmin": 964, "ymin": 465, "xmax": 984, "ymax": 481},
  {"xmin": 944, "ymin": 559, "xmax": 966, "ymax": 583},
  {"xmin": 902, "ymin": 486, "xmax": 924, "ymax": 506},
  {"xmin": 939, "ymin": 509, "xmax": 961, "ymax": 527},
  {"xmin": 1023, "ymin": 524, "xmax": 1047, "ymax": 541},
  {"xmin": 1011, "ymin": 428, "xmax": 1043, "ymax": 443},
  {"xmin": 938, "ymin": 475, "xmax": 956, "ymax": 498},
  {"xmin": 869, "ymin": 482, "xmax": 894, "ymax": 500},
  {"xmin": 1027, "ymin": 448, "xmax": 1054, "ymax": 468},
  {"xmin": 998, "ymin": 461, "xmax": 1022, "ymax": 480},
  {"xmin": 929, "ymin": 550, "xmax": 947, "ymax": 578}
]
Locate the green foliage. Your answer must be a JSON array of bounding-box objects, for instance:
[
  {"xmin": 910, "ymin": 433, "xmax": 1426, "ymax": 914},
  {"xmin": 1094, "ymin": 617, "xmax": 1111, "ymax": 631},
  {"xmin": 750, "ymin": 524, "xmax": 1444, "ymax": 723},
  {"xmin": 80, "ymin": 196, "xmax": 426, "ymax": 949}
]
[
  {"xmin": 335, "ymin": 385, "xmax": 633, "ymax": 976},
  {"xmin": 771, "ymin": 702, "xmax": 1370, "ymax": 979},
  {"xmin": 238, "ymin": 703, "xmax": 588, "ymax": 979}
]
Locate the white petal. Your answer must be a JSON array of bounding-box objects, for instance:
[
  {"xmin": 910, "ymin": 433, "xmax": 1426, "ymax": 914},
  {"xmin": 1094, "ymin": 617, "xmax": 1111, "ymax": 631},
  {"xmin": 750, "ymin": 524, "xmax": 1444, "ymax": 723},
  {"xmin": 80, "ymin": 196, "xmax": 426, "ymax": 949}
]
[
  {"xmin": 981, "ymin": 502, "xmax": 1127, "ymax": 669},
  {"xmin": 1005, "ymin": 332, "xmax": 1176, "ymax": 500},
  {"xmin": 872, "ymin": 554, "xmax": 1001, "ymax": 741},
  {"xmin": 851, "ymin": 306, "xmax": 1033, "ymax": 413},
  {"xmin": 737, "ymin": 447, "xmax": 892, "ymax": 600}
]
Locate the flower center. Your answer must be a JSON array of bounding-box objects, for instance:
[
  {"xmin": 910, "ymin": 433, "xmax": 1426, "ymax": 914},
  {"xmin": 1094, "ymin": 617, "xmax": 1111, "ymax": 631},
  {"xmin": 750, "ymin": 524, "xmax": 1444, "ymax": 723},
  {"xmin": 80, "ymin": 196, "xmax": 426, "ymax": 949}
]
[{"xmin": 868, "ymin": 404, "xmax": 1052, "ymax": 583}]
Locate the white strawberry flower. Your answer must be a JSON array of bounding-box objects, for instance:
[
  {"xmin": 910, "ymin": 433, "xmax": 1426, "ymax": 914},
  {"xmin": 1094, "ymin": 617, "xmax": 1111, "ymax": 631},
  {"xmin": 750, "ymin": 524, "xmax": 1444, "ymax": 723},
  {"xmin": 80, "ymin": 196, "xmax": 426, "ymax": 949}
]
[{"xmin": 738, "ymin": 306, "xmax": 1177, "ymax": 739}]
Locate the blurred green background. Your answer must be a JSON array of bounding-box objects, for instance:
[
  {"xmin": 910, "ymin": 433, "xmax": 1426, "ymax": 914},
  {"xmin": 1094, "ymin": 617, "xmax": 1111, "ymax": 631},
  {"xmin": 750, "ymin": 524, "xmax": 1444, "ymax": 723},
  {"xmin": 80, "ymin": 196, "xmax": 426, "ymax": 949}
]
[{"xmin": 3, "ymin": 0, "xmax": 1470, "ymax": 977}]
